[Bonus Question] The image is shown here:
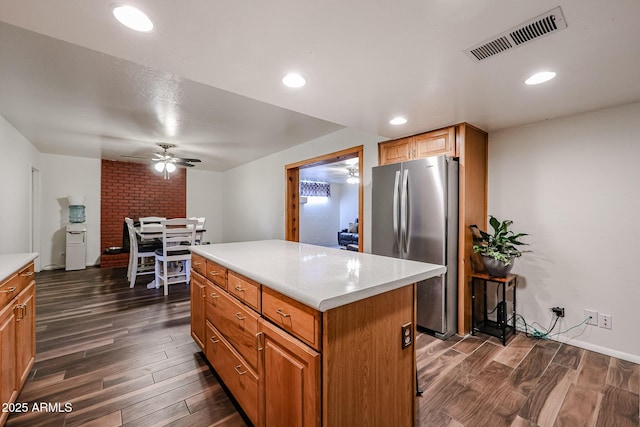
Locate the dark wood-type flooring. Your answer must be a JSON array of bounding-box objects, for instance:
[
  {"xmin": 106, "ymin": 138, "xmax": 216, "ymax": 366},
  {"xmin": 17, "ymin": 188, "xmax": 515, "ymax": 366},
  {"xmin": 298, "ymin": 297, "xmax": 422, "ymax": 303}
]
[{"xmin": 7, "ymin": 267, "xmax": 639, "ymax": 427}]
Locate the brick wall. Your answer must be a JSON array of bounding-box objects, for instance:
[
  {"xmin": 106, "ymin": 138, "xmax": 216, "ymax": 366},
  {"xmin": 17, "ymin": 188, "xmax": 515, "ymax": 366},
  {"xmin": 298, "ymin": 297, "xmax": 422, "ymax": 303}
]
[{"xmin": 100, "ymin": 160, "xmax": 186, "ymax": 267}]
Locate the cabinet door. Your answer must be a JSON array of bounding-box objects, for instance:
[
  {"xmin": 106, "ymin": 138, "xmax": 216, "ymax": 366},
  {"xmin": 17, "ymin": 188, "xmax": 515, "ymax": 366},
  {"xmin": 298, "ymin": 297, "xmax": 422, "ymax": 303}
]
[
  {"xmin": 190, "ymin": 271, "xmax": 206, "ymax": 350},
  {"xmin": 0, "ymin": 302, "xmax": 17, "ymax": 423},
  {"xmin": 15, "ymin": 281, "xmax": 35, "ymax": 388},
  {"xmin": 412, "ymin": 127, "xmax": 456, "ymax": 158},
  {"xmin": 259, "ymin": 318, "xmax": 320, "ymax": 427},
  {"xmin": 379, "ymin": 137, "xmax": 412, "ymax": 165}
]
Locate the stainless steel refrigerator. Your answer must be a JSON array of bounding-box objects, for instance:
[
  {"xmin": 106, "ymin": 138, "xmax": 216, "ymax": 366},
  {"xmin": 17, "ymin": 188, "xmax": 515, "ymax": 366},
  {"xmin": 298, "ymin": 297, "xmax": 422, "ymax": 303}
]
[{"xmin": 372, "ymin": 155, "xmax": 458, "ymax": 339}]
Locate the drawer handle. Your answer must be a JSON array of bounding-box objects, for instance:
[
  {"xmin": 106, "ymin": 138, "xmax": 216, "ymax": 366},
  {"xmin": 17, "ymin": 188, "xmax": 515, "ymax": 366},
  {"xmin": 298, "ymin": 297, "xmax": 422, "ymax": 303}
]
[
  {"xmin": 209, "ymin": 271, "xmax": 219, "ymax": 276},
  {"xmin": 276, "ymin": 309, "xmax": 291, "ymax": 318},
  {"xmin": 20, "ymin": 271, "xmax": 34, "ymax": 277},
  {"xmin": 256, "ymin": 332, "xmax": 263, "ymax": 351},
  {"xmin": 235, "ymin": 312, "xmax": 246, "ymax": 321},
  {"xmin": 234, "ymin": 365, "xmax": 247, "ymax": 376},
  {"xmin": 193, "ymin": 261, "xmax": 202, "ymax": 266},
  {"xmin": 210, "ymin": 335, "xmax": 220, "ymax": 343},
  {"xmin": 1, "ymin": 286, "xmax": 17, "ymax": 294},
  {"xmin": 210, "ymin": 293, "xmax": 219, "ymax": 299},
  {"xmin": 234, "ymin": 286, "xmax": 245, "ymax": 293}
]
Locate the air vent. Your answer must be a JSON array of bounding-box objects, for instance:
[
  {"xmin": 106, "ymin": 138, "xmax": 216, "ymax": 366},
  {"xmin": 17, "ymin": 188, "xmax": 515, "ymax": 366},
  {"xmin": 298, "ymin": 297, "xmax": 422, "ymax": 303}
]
[{"xmin": 464, "ymin": 6, "xmax": 567, "ymax": 62}]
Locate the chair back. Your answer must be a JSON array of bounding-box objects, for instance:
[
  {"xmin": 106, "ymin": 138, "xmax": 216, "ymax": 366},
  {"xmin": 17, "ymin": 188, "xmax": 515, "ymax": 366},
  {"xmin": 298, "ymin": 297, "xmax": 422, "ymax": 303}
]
[
  {"xmin": 189, "ymin": 217, "xmax": 206, "ymax": 230},
  {"xmin": 124, "ymin": 217, "xmax": 139, "ymax": 252},
  {"xmin": 140, "ymin": 216, "xmax": 166, "ymax": 227},
  {"xmin": 159, "ymin": 218, "xmax": 198, "ymax": 259}
]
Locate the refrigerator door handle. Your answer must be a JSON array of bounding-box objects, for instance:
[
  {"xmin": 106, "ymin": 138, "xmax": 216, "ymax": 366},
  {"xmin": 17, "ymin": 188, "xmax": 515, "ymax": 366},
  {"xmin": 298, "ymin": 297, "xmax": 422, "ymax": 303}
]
[
  {"xmin": 393, "ymin": 171, "xmax": 401, "ymax": 249},
  {"xmin": 401, "ymin": 169, "xmax": 409, "ymax": 254}
]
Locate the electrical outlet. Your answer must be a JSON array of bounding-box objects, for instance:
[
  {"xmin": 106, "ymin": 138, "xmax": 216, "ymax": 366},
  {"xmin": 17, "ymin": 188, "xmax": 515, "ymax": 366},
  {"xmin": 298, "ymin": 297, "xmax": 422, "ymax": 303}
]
[
  {"xmin": 600, "ymin": 314, "xmax": 612, "ymax": 329},
  {"xmin": 584, "ymin": 309, "xmax": 598, "ymax": 326},
  {"xmin": 401, "ymin": 322, "xmax": 413, "ymax": 349},
  {"xmin": 551, "ymin": 307, "xmax": 565, "ymax": 317}
]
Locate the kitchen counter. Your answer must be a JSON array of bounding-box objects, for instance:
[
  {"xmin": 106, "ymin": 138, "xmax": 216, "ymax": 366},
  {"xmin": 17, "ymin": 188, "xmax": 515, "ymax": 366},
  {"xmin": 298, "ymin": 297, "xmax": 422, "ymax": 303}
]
[
  {"xmin": 190, "ymin": 239, "xmax": 445, "ymax": 311},
  {"xmin": 0, "ymin": 253, "xmax": 39, "ymax": 282}
]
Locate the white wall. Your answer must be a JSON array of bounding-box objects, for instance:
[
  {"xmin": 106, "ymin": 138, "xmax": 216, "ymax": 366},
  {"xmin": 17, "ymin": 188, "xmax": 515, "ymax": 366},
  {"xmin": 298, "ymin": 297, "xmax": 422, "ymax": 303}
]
[
  {"xmin": 0, "ymin": 115, "xmax": 41, "ymax": 261},
  {"xmin": 339, "ymin": 182, "xmax": 359, "ymax": 230},
  {"xmin": 39, "ymin": 153, "xmax": 101, "ymax": 269},
  {"xmin": 489, "ymin": 101, "xmax": 640, "ymax": 362},
  {"xmin": 300, "ymin": 184, "xmax": 342, "ymax": 247},
  {"xmin": 221, "ymin": 127, "xmax": 382, "ymax": 250},
  {"xmin": 187, "ymin": 169, "xmax": 224, "ymax": 244}
]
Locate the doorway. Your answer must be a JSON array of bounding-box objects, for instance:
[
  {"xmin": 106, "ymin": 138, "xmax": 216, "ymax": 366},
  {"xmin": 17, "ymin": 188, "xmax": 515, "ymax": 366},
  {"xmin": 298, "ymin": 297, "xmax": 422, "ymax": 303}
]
[{"xmin": 285, "ymin": 146, "xmax": 363, "ymax": 251}]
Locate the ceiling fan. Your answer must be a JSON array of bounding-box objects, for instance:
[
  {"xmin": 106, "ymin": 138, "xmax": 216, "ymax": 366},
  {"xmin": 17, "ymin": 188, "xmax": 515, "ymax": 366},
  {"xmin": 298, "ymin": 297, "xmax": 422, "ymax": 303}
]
[{"xmin": 152, "ymin": 143, "xmax": 201, "ymax": 179}]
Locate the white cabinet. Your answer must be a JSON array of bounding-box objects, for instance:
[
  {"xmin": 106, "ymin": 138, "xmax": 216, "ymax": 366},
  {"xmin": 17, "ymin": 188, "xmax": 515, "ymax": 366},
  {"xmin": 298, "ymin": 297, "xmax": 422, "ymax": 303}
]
[{"xmin": 66, "ymin": 224, "xmax": 86, "ymax": 271}]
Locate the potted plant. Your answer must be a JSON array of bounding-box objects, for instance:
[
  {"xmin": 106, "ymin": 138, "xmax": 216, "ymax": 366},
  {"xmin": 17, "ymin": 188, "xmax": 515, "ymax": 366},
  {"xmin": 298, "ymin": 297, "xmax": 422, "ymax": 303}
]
[{"xmin": 470, "ymin": 216, "xmax": 528, "ymax": 277}]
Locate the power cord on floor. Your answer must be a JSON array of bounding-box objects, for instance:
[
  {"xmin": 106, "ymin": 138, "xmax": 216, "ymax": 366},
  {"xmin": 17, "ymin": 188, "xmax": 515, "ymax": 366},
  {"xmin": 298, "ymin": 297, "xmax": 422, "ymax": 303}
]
[{"xmin": 512, "ymin": 313, "xmax": 591, "ymax": 340}]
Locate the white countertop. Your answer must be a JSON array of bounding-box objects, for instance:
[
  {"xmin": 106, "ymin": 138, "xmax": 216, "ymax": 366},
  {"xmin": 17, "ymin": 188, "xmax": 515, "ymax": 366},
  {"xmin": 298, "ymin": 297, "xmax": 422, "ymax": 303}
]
[
  {"xmin": 190, "ymin": 240, "xmax": 446, "ymax": 311},
  {"xmin": 0, "ymin": 253, "xmax": 39, "ymax": 282}
]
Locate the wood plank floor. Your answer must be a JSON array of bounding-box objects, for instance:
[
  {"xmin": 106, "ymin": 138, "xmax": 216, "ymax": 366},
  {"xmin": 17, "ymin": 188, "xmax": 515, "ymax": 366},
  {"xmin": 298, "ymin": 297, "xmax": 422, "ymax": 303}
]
[{"xmin": 7, "ymin": 267, "xmax": 640, "ymax": 426}]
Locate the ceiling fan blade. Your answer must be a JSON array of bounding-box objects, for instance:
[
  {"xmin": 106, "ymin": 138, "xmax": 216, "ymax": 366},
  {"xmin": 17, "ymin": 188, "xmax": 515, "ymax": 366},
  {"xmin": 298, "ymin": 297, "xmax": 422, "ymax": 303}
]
[
  {"xmin": 120, "ymin": 155, "xmax": 148, "ymax": 159},
  {"xmin": 175, "ymin": 161, "xmax": 195, "ymax": 167},
  {"xmin": 173, "ymin": 157, "xmax": 201, "ymax": 163}
]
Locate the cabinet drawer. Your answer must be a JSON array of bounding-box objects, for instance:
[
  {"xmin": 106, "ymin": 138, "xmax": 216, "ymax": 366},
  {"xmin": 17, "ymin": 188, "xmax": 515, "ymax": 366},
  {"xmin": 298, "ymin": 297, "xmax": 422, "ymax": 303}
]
[
  {"xmin": 206, "ymin": 260, "xmax": 227, "ymax": 290},
  {"xmin": 206, "ymin": 283, "xmax": 260, "ymax": 371},
  {"xmin": 262, "ymin": 287, "xmax": 321, "ymax": 351},
  {"xmin": 0, "ymin": 274, "xmax": 22, "ymax": 308},
  {"xmin": 228, "ymin": 272, "xmax": 261, "ymax": 312},
  {"xmin": 191, "ymin": 253, "xmax": 206, "ymax": 276},
  {"xmin": 205, "ymin": 321, "xmax": 259, "ymax": 426}
]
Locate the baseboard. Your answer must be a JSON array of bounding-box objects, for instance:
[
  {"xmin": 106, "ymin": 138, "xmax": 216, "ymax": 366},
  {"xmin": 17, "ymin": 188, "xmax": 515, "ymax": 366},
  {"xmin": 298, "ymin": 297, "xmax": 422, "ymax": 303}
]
[{"xmin": 512, "ymin": 326, "xmax": 640, "ymax": 364}]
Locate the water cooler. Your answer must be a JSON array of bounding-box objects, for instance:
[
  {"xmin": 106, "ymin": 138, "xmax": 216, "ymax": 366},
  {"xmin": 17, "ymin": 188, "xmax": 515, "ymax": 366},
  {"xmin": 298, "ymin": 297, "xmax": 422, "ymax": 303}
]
[{"xmin": 66, "ymin": 195, "xmax": 87, "ymax": 271}]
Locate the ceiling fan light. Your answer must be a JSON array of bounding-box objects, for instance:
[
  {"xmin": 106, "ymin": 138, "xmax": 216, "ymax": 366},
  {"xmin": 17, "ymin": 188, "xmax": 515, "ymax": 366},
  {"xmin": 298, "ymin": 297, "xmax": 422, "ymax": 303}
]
[
  {"xmin": 112, "ymin": 5, "xmax": 154, "ymax": 32},
  {"xmin": 154, "ymin": 162, "xmax": 165, "ymax": 172},
  {"xmin": 165, "ymin": 162, "xmax": 176, "ymax": 173}
]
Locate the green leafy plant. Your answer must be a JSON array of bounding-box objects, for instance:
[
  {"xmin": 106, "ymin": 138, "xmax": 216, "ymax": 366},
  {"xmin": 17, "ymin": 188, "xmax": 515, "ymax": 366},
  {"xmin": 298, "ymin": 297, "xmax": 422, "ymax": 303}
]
[{"xmin": 470, "ymin": 216, "xmax": 528, "ymax": 265}]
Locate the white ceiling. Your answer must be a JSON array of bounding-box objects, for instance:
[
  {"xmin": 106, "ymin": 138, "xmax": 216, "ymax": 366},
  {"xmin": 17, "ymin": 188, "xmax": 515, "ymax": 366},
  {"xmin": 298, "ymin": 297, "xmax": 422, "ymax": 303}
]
[{"xmin": 1, "ymin": 1, "xmax": 639, "ymax": 172}]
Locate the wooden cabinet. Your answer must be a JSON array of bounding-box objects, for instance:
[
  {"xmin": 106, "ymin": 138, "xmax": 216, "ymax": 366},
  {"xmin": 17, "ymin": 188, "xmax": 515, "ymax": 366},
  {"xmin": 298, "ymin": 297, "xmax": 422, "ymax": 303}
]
[
  {"xmin": 190, "ymin": 271, "xmax": 206, "ymax": 350},
  {"xmin": 15, "ymin": 282, "xmax": 36, "ymax": 387},
  {"xmin": 228, "ymin": 271, "xmax": 261, "ymax": 312},
  {"xmin": 0, "ymin": 301, "xmax": 17, "ymax": 426},
  {"xmin": 207, "ymin": 283, "xmax": 260, "ymax": 371},
  {"xmin": 206, "ymin": 259, "xmax": 227, "ymax": 290},
  {"xmin": 206, "ymin": 321, "xmax": 260, "ymax": 426},
  {"xmin": 378, "ymin": 123, "xmax": 488, "ymax": 335},
  {"xmin": 0, "ymin": 260, "xmax": 36, "ymax": 427},
  {"xmin": 193, "ymin": 259, "xmax": 416, "ymax": 426},
  {"xmin": 259, "ymin": 318, "xmax": 320, "ymax": 427},
  {"xmin": 379, "ymin": 127, "xmax": 456, "ymax": 165},
  {"xmin": 262, "ymin": 287, "xmax": 321, "ymax": 351}
]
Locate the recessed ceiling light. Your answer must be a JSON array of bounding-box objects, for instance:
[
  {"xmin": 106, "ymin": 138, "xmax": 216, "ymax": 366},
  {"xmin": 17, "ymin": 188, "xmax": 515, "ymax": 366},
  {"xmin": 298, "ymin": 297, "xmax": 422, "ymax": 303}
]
[
  {"xmin": 112, "ymin": 5, "xmax": 154, "ymax": 32},
  {"xmin": 282, "ymin": 73, "xmax": 306, "ymax": 88},
  {"xmin": 525, "ymin": 71, "xmax": 556, "ymax": 85},
  {"xmin": 390, "ymin": 117, "xmax": 407, "ymax": 125}
]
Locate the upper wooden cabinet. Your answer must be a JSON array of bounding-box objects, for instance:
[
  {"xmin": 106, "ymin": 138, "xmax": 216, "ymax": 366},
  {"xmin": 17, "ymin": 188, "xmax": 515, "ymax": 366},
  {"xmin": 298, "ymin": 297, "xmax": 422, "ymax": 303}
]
[
  {"xmin": 379, "ymin": 127, "xmax": 456, "ymax": 165},
  {"xmin": 378, "ymin": 123, "xmax": 488, "ymax": 336}
]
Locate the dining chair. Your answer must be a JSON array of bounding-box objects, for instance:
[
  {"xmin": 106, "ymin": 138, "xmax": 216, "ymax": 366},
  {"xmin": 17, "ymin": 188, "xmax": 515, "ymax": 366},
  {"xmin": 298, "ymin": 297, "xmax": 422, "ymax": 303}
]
[
  {"xmin": 154, "ymin": 218, "xmax": 198, "ymax": 295},
  {"xmin": 139, "ymin": 216, "xmax": 166, "ymax": 242},
  {"xmin": 189, "ymin": 217, "xmax": 206, "ymax": 244},
  {"xmin": 125, "ymin": 217, "xmax": 162, "ymax": 288},
  {"xmin": 139, "ymin": 216, "xmax": 166, "ymax": 226}
]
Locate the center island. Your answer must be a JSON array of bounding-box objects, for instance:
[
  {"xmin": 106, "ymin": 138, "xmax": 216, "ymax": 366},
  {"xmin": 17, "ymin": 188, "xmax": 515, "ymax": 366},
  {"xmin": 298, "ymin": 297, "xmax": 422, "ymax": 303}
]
[{"xmin": 189, "ymin": 240, "xmax": 446, "ymax": 427}]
